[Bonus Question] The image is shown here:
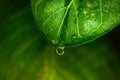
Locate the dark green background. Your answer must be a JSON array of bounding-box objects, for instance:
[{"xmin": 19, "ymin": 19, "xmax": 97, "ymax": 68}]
[{"xmin": 0, "ymin": 0, "xmax": 120, "ymax": 80}]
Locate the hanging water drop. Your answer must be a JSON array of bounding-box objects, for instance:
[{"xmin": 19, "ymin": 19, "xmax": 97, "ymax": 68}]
[
  {"xmin": 72, "ymin": 35, "xmax": 77, "ymax": 39},
  {"xmin": 56, "ymin": 46, "xmax": 65, "ymax": 55},
  {"xmin": 72, "ymin": 34, "xmax": 77, "ymax": 42}
]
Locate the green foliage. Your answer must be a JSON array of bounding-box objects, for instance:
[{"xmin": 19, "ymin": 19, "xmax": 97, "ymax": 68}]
[
  {"xmin": 0, "ymin": 0, "xmax": 120, "ymax": 80},
  {"xmin": 31, "ymin": 0, "xmax": 120, "ymax": 47}
]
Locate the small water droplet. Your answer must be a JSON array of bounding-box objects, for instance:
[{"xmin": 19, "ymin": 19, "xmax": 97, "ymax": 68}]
[
  {"xmin": 72, "ymin": 34, "xmax": 77, "ymax": 41},
  {"xmin": 72, "ymin": 35, "xmax": 77, "ymax": 39},
  {"xmin": 56, "ymin": 47, "xmax": 65, "ymax": 55}
]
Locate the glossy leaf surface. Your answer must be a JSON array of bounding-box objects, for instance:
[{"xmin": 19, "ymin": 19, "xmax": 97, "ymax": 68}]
[
  {"xmin": 31, "ymin": 0, "xmax": 120, "ymax": 47},
  {"xmin": 0, "ymin": 1, "xmax": 120, "ymax": 80}
]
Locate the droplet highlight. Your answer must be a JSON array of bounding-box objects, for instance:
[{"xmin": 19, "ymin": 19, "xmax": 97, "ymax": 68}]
[
  {"xmin": 72, "ymin": 34, "xmax": 78, "ymax": 42},
  {"xmin": 72, "ymin": 35, "xmax": 77, "ymax": 39},
  {"xmin": 56, "ymin": 47, "xmax": 65, "ymax": 55}
]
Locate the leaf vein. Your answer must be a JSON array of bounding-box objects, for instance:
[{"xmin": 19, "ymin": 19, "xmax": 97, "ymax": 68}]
[
  {"xmin": 56, "ymin": 0, "xmax": 73, "ymax": 39},
  {"xmin": 72, "ymin": 0, "xmax": 82, "ymax": 37},
  {"xmin": 43, "ymin": 7, "xmax": 66, "ymax": 26},
  {"xmin": 35, "ymin": 0, "xmax": 43, "ymax": 21},
  {"xmin": 90, "ymin": 0, "xmax": 103, "ymax": 34}
]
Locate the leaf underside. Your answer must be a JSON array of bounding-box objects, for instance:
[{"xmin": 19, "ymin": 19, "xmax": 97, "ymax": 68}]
[{"xmin": 31, "ymin": 0, "xmax": 120, "ymax": 47}]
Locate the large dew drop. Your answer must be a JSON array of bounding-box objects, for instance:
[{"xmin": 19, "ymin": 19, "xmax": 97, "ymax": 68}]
[{"xmin": 56, "ymin": 46, "xmax": 65, "ymax": 55}]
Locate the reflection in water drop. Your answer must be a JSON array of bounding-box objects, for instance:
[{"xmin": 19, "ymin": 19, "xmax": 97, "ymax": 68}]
[
  {"xmin": 72, "ymin": 35, "xmax": 77, "ymax": 39},
  {"xmin": 72, "ymin": 35, "xmax": 77, "ymax": 42},
  {"xmin": 56, "ymin": 47, "xmax": 65, "ymax": 55}
]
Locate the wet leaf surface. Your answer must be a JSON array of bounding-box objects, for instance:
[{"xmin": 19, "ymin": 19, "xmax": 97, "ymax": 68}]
[{"xmin": 31, "ymin": 0, "xmax": 120, "ymax": 47}]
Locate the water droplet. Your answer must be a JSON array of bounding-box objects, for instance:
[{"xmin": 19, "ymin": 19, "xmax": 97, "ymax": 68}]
[
  {"xmin": 72, "ymin": 34, "xmax": 77, "ymax": 41},
  {"xmin": 72, "ymin": 35, "xmax": 77, "ymax": 39},
  {"xmin": 56, "ymin": 47, "xmax": 65, "ymax": 55}
]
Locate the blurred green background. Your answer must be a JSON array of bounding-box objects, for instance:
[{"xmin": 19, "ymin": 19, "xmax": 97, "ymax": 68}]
[{"xmin": 0, "ymin": 0, "xmax": 120, "ymax": 80}]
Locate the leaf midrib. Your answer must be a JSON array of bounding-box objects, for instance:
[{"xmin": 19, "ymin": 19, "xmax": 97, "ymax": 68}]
[
  {"xmin": 56, "ymin": 0, "xmax": 73, "ymax": 39},
  {"xmin": 43, "ymin": 0, "xmax": 103, "ymax": 38}
]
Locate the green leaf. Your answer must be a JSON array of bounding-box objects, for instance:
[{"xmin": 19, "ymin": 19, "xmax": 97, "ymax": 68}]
[
  {"xmin": 0, "ymin": 1, "xmax": 120, "ymax": 80},
  {"xmin": 31, "ymin": 0, "xmax": 120, "ymax": 47}
]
